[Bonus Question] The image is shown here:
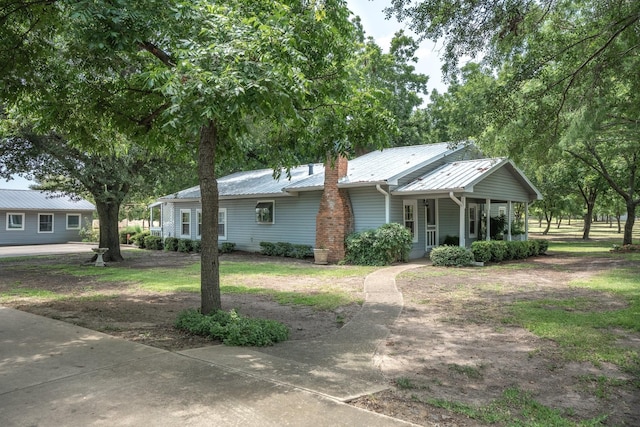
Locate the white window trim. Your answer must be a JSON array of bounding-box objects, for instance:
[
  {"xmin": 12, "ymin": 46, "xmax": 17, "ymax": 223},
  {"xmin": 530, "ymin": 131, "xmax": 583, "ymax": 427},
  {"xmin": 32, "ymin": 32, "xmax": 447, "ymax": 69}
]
[
  {"xmin": 403, "ymin": 199, "xmax": 419, "ymax": 243},
  {"xmin": 196, "ymin": 209, "xmax": 202, "ymax": 239},
  {"xmin": 255, "ymin": 200, "xmax": 275, "ymax": 224},
  {"xmin": 6, "ymin": 212, "xmax": 25, "ymax": 231},
  {"xmin": 218, "ymin": 208, "xmax": 227, "ymax": 241},
  {"xmin": 498, "ymin": 206, "xmax": 507, "ymax": 217},
  {"xmin": 469, "ymin": 203, "xmax": 478, "ymax": 238},
  {"xmin": 180, "ymin": 209, "xmax": 191, "ymax": 238},
  {"xmin": 66, "ymin": 213, "xmax": 81, "ymax": 230},
  {"xmin": 38, "ymin": 213, "xmax": 54, "ymax": 234}
]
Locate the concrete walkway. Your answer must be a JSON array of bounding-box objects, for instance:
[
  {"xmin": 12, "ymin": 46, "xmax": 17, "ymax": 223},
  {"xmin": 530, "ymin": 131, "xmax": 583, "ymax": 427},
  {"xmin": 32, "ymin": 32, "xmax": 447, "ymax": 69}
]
[{"xmin": 0, "ymin": 260, "xmax": 428, "ymax": 426}]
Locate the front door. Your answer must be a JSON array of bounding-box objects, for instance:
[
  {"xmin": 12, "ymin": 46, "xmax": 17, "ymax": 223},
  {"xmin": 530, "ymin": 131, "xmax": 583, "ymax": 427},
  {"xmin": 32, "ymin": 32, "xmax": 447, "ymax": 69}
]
[{"xmin": 424, "ymin": 199, "xmax": 438, "ymax": 250}]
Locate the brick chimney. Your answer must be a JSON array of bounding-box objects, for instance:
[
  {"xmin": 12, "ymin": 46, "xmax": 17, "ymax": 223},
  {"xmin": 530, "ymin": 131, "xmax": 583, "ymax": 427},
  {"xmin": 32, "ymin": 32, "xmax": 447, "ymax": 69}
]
[{"xmin": 315, "ymin": 154, "xmax": 353, "ymax": 262}]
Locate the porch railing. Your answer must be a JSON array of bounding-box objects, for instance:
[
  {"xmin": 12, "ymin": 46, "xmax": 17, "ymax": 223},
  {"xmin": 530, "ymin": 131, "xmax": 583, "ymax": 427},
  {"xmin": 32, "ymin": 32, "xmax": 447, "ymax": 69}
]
[
  {"xmin": 150, "ymin": 227, "xmax": 162, "ymax": 237},
  {"xmin": 425, "ymin": 229, "xmax": 437, "ymax": 247}
]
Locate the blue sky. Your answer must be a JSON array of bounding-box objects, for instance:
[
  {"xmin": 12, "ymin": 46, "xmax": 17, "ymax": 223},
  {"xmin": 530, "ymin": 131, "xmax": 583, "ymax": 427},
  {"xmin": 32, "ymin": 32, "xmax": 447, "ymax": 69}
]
[{"xmin": 2, "ymin": 1, "xmax": 446, "ymax": 190}]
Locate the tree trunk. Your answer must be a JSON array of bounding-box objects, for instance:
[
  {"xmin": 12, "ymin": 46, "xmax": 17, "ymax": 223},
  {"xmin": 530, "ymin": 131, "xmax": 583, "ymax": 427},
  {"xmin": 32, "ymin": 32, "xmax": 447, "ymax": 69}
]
[
  {"xmin": 543, "ymin": 212, "xmax": 552, "ymax": 235},
  {"xmin": 95, "ymin": 200, "xmax": 123, "ymax": 262},
  {"xmin": 198, "ymin": 119, "xmax": 221, "ymax": 315},
  {"xmin": 583, "ymin": 203, "xmax": 594, "ymax": 240},
  {"xmin": 622, "ymin": 200, "xmax": 637, "ymax": 245}
]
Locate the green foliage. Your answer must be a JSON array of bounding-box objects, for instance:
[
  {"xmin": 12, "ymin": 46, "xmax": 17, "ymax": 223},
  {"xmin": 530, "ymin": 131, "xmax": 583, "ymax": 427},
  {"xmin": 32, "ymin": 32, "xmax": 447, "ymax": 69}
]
[
  {"xmin": 164, "ymin": 237, "xmax": 179, "ymax": 252},
  {"xmin": 131, "ymin": 231, "xmax": 150, "ymax": 248},
  {"xmin": 191, "ymin": 240, "xmax": 201, "ymax": 253},
  {"xmin": 175, "ymin": 308, "xmax": 289, "ymax": 347},
  {"xmin": 177, "ymin": 239, "xmax": 193, "ymax": 253},
  {"xmin": 259, "ymin": 242, "xmax": 313, "ymax": 259},
  {"xmin": 470, "ymin": 241, "xmax": 492, "ymax": 263},
  {"xmin": 219, "ymin": 242, "xmax": 235, "ymax": 254},
  {"xmin": 430, "ymin": 245, "xmax": 474, "ymax": 267},
  {"xmin": 344, "ymin": 223, "xmax": 413, "ymax": 266},
  {"xmin": 537, "ymin": 239, "xmax": 549, "ymax": 254},
  {"xmin": 143, "ymin": 235, "xmax": 163, "ymax": 250},
  {"xmin": 78, "ymin": 222, "xmax": 98, "ymax": 243},
  {"xmin": 471, "ymin": 240, "xmax": 548, "ymax": 263}
]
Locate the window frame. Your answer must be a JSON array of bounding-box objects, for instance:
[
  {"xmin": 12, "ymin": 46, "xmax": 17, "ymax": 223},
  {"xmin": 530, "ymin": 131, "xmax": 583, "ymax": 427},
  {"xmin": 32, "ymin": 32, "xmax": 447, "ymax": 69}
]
[
  {"xmin": 498, "ymin": 206, "xmax": 507, "ymax": 217},
  {"xmin": 469, "ymin": 203, "xmax": 478, "ymax": 238},
  {"xmin": 66, "ymin": 213, "xmax": 81, "ymax": 230},
  {"xmin": 255, "ymin": 200, "xmax": 275, "ymax": 224},
  {"xmin": 403, "ymin": 199, "xmax": 419, "ymax": 243},
  {"xmin": 218, "ymin": 208, "xmax": 227, "ymax": 241},
  {"xmin": 38, "ymin": 213, "xmax": 54, "ymax": 234},
  {"xmin": 180, "ymin": 209, "xmax": 191, "ymax": 238},
  {"xmin": 6, "ymin": 212, "xmax": 25, "ymax": 231},
  {"xmin": 196, "ymin": 209, "xmax": 202, "ymax": 239}
]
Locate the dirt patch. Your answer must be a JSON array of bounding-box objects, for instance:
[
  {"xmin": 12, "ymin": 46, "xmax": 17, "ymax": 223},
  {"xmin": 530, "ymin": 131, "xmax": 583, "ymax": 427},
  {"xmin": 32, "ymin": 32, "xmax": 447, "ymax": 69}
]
[{"xmin": 1, "ymin": 248, "xmax": 638, "ymax": 426}]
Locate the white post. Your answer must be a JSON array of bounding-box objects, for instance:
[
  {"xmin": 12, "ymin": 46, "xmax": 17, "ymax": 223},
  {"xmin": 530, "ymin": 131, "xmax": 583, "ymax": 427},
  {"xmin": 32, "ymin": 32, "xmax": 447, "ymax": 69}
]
[
  {"xmin": 507, "ymin": 201, "xmax": 513, "ymax": 241},
  {"xmin": 448, "ymin": 192, "xmax": 466, "ymax": 247},
  {"xmin": 485, "ymin": 198, "xmax": 491, "ymax": 241},
  {"xmin": 525, "ymin": 202, "xmax": 530, "ymax": 240}
]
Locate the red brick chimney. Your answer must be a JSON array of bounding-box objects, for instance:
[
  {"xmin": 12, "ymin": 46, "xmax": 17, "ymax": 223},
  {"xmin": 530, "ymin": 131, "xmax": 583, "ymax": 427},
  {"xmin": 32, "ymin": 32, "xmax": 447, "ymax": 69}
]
[{"xmin": 315, "ymin": 154, "xmax": 354, "ymax": 262}]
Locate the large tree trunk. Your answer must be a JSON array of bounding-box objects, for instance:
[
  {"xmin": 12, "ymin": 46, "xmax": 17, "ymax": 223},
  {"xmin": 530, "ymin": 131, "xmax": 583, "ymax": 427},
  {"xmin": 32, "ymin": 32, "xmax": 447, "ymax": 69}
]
[
  {"xmin": 95, "ymin": 200, "xmax": 123, "ymax": 262},
  {"xmin": 622, "ymin": 200, "xmax": 637, "ymax": 245},
  {"xmin": 198, "ymin": 120, "xmax": 221, "ymax": 315},
  {"xmin": 543, "ymin": 212, "xmax": 553, "ymax": 235},
  {"xmin": 583, "ymin": 202, "xmax": 595, "ymax": 240}
]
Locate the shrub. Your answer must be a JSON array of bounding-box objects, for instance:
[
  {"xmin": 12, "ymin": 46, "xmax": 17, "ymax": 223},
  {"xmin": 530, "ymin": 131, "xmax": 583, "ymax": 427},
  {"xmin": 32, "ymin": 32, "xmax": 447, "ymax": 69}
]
[
  {"xmin": 131, "ymin": 231, "xmax": 150, "ymax": 248},
  {"xmin": 470, "ymin": 241, "xmax": 492, "ymax": 263},
  {"xmin": 489, "ymin": 215, "xmax": 508, "ymax": 239},
  {"xmin": 78, "ymin": 222, "xmax": 98, "ymax": 242},
  {"xmin": 503, "ymin": 241, "xmax": 516, "ymax": 260},
  {"xmin": 260, "ymin": 241, "xmax": 276, "ymax": 256},
  {"xmin": 259, "ymin": 241, "xmax": 312, "ymax": 259},
  {"xmin": 175, "ymin": 309, "xmax": 289, "ymax": 347},
  {"xmin": 512, "ymin": 241, "xmax": 529, "ymax": 259},
  {"xmin": 526, "ymin": 240, "xmax": 539, "ymax": 257},
  {"xmin": 191, "ymin": 240, "xmax": 201, "ymax": 253},
  {"xmin": 430, "ymin": 245, "xmax": 474, "ymax": 267},
  {"xmin": 144, "ymin": 235, "xmax": 163, "ymax": 250},
  {"xmin": 289, "ymin": 244, "xmax": 313, "ymax": 259},
  {"xmin": 164, "ymin": 237, "xmax": 179, "ymax": 251},
  {"xmin": 344, "ymin": 223, "xmax": 412, "ymax": 266},
  {"xmin": 274, "ymin": 242, "xmax": 293, "ymax": 257},
  {"xmin": 178, "ymin": 238, "xmax": 193, "ymax": 253},
  {"xmin": 219, "ymin": 242, "xmax": 235, "ymax": 254},
  {"xmin": 442, "ymin": 235, "xmax": 460, "ymax": 246},
  {"xmin": 490, "ymin": 240, "xmax": 507, "ymax": 262},
  {"xmin": 537, "ymin": 239, "xmax": 549, "ymax": 254}
]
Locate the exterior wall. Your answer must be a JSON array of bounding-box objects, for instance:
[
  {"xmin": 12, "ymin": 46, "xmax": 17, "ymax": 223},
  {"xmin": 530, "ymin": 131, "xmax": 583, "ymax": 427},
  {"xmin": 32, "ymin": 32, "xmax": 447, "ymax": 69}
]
[
  {"xmin": 0, "ymin": 210, "xmax": 93, "ymax": 246},
  {"xmin": 437, "ymin": 198, "xmax": 461, "ymax": 244},
  {"xmin": 349, "ymin": 187, "xmax": 387, "ymax": 231},
  {"xmin": 472, "ymin": 168, "xmax": 531, "ymax": 201}
]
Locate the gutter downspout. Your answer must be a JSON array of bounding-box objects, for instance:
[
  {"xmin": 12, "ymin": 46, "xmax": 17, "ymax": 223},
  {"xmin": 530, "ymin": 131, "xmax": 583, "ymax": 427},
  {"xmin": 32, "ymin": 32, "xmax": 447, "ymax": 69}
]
[
  {"xmin": 449, "ymin": 192, "xmax": 466, "ymax": 247},
  {"xmin": 376, "ymin": 184, "xmax": 390, "ymax": 224}
]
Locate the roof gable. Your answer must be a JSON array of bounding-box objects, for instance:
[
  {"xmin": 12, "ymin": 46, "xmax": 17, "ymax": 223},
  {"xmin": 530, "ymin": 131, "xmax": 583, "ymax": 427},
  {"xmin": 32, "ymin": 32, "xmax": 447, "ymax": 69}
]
[{"xmin": 0, "ymin": 189, "xmax": 95, "ymax": 211}]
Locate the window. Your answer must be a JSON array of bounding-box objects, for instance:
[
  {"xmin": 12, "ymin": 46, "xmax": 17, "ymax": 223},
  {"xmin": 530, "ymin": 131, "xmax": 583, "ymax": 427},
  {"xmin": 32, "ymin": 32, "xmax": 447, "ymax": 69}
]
[
  {"xmin": 196, "ymin": 209, "xmax": 202, "ymax": 238},
  {"xmin": 469, "ymin": 203, "xmax": 478, "ymax": 238},
  {"xmin": 403, "ymin": 200, "xmax": 418, "ymax": 242},
  {"xmin": 498, "ymin": 206, "xmax": 507, "ymax": 217},
  {"xmin": 66, "ymin": 214, "xmax": 81, "ymax": 230},
  {"xmin": 255, "ymin": 201, "xmax": 274, "ymax": 224},
  {"xmin": 218, "ymin": 208, "xmax": 227, "ymax": 240},
  {"xmin": 180, "ymin": 209, "xmax": 191, "ymax": 237},
  {"xmin": 6, "ymin": 213, "xmax": 25, "ymax": 231},
  {"xmin": 38, "ymin": 213, "xmax": 54, "ymax": 233}
]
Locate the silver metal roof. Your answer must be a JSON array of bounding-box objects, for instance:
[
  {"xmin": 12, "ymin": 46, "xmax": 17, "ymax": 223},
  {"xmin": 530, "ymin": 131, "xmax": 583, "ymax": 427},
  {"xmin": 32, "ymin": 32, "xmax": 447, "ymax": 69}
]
[
  {"xmin": 0, "ymin": 189, "xmax": 95, "ymax": 211},
  {"xmin": 159, "ymin": 164, "xmax": 325, "ymax": 200}
]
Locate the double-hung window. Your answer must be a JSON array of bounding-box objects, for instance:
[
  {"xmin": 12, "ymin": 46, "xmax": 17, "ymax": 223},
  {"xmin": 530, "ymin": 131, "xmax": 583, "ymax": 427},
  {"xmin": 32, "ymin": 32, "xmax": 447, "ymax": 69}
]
[
  {"xmin": 66, "ymin": 214, "xmax": 81, "ymax": 230},
  {"xmin": 196, "ymin": 209, "xmax": 202, "ymax": 239},
  {"xmin": 403, "ymin": 200, "xmax": 418, "ymax": 243},
  {"xmin": 38, "ymin": 213, "xmax": 54, "ymax": 233},
  {"xmin": 180, "ymin": 209, "xmax": 191, "ymax": 237},
  {"xmin": 218, "ymin": 208, "xmax": 227, "ymax": 240},
  {"xmin": 469, "ymin": 203, "xmax": 478, "ymax": 238},
  {"xmin": 6, "ymin": 213, "xmax": 25, "ymax": 231}
]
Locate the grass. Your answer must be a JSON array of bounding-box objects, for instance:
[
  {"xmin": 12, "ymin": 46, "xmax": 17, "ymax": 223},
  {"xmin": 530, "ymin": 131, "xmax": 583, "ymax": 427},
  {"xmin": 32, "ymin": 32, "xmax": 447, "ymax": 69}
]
[
  {"xmin": 426, "ymin": 387, "xmax": 607, "ymax": 426},
  {"xmin": 0, "ymin": 258, "xmax": 370, "ymax": 310}
]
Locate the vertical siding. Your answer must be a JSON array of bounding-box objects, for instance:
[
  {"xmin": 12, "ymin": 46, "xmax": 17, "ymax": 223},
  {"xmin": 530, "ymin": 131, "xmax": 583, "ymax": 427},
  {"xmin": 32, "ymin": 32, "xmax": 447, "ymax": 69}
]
[{"xmin": 0, "ymin": 210, "xmax": 93, "ymax": 245}]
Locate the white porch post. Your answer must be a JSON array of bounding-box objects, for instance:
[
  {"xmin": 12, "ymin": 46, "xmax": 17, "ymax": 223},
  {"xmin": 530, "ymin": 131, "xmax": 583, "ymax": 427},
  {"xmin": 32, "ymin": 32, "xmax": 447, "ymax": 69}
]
[
  {"xmin": 449, "ymin": 192, "xmax": 466, "ymax": 247},
  {"xmin": 485, "ymin": 198, "xmax": 491, "ymax": 241},
  {"xmin": 525, "ymin": 202, "xmax": 530, "ymax": 240},
  {"xmin": 507, "ymin": 201, "xmax": 512, "ymax": 241}
]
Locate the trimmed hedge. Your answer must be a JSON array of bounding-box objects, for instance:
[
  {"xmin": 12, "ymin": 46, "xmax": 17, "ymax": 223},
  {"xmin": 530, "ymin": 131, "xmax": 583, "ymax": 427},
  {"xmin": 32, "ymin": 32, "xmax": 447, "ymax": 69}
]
[
  {"xmin": 470, "ymin": 239, "xmax": 549, "ymax": 264},
  {"xmin": 177, "ymin": 238, "xmax": 193, "ymax": 253},
  {"xmin": 164, "ymin": 237, "xmax": 179, "ymax": 251},
  {"xmin": 259, "ymin": 241, "xmax": 313, "ymax": 259},
  {"xmin": 429, "ymin": 245, "xmax": 474, "ymax": 267},
  {"xmin": 219, "ymin": 242, "xmax": 235, "ymax": 254},
  {"xmin": 144, "ymin": 235, "xmax": 163, "ymax": 250},
  {"xmin": 345, "ymin": 223, "xmax": 413, "ymax": 266}
]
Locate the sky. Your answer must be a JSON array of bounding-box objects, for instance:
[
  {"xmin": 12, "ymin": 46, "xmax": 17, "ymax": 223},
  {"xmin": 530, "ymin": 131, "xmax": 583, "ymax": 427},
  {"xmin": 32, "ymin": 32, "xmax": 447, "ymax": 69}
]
[{"xmin": 1, "ymin": 0, "xmax": 446, "ymax": 190}]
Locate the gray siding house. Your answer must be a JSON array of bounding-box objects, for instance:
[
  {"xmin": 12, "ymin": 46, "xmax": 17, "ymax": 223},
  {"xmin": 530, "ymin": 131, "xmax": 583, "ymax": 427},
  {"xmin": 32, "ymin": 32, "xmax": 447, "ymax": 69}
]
[
  {"xmin": 151, "ymin": 142, "xmax": 541, "ymax": 260},
  {"xmin": 0, "ymin": 189, "xmax": 95, "ymax": 246}
]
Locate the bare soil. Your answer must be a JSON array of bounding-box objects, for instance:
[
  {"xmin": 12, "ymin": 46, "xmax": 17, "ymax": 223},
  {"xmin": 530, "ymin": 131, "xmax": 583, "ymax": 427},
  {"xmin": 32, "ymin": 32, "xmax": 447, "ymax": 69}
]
[{"xmin": 1, "ymin": 247, "xmax": 638, "ymax": 426}]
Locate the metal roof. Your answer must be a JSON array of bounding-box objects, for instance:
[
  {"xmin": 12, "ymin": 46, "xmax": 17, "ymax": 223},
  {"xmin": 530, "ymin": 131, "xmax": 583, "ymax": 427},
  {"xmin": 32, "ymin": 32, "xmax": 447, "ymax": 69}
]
[
  {"xmin": 159, "ymin": 164, "xmax": 325, "ymax": 200},
  {"xmin": 0, "ymin": 189, "xmax": 95, "ymax": 211},
  {"xmin": 393, "ymin": 158, "xmax": 542, "ymax": 200}
]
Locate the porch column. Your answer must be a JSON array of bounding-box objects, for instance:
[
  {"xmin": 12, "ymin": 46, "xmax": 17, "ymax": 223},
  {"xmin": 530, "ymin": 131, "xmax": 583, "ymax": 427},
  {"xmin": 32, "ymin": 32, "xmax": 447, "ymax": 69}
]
[
  {"xmin": 485, "ymin": 198, "xmax": 491, "ymax": 241},
  {"xmin": 507, "ymin": 201, "xmax": 512, "ymax": 241},
  {"xmin": 525, "ymin": 202, "xmax": 530, "ymax": 240},
  {"xmin": 449, "ymin": 192, "xmax": 466, "ymax": 247}
]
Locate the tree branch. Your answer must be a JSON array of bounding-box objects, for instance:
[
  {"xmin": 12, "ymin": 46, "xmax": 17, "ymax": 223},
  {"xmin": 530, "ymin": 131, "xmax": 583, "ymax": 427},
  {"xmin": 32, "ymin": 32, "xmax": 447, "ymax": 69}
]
[{"xmin": 138, "ymin": 41, "xmax": 175, "ymax": 68}]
